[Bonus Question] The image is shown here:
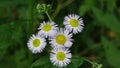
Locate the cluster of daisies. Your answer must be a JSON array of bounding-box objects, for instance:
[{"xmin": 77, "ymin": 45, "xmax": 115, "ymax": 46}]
[{"xmin": 27, "ymin": 14, "xmax": 84, "ymax": 67}]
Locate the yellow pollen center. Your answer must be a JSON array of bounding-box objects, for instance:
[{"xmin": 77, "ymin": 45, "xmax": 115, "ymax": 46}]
[
  {"xmin": 42, "ymin": 24, "xmax": 52, "ymax": 31},
  {"xmin": 32, "ymin": 39, "xmax": 41, "ymax": 47},
  {"xmin": 56, "ymin": 34, "xmax": 66, "ymax": 45},
  {"xmin": 70, "ymin": 19, "xmax": 78, "ymax": 27},
  {"xmin": 56, "ymin": 52, "xmax": 66, "ymax": 61}
]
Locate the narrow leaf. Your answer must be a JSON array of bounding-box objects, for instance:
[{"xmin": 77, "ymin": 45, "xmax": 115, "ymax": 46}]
[{"xmin": 102, "ymin": 37, "xmax": 120, "ymax": 68}]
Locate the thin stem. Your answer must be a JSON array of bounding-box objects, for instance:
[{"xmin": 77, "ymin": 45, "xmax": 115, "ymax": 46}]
[
  {"xmin": 28, "ymin": 0, "xmax": 33, "ymax": 66},
  {"xmin": 84, "ymin": 58, "xmax": 93, "ymax": 64},
  {"xmin": 78, "ymin": 44, "xmax": 100, "ymax": 56},
  {"xmin": 45, "ymin": 11, "xmax": 52, "ymax": 22},
  {"xmin": 52, "ymin": 3, "xmax": 61, "ymax": 19},
  {"xmin": 62, "ymin": 0, "xmax": 74, "ymax": 9},
  {"xmin": 28, "ymin": 0, "xmax": 34, "ymax": 34},
  {"xmin": 52, "ymin": 0, "xmax": 74, "ymax": 19},
  {"xmin": 84, "ymin": 58, "xmax": 99, "ymax": 68},
  {"xmin": 92, "ymin": 64, "xmax": 95, "ymax": 68}
]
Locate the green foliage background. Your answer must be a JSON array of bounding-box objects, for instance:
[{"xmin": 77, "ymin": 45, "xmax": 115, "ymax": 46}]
[{"xmin": 0, "ymin": 0, "xmax": 120, "ymax": 68}]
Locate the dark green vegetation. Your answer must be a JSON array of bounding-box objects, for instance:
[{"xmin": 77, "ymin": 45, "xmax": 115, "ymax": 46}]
[{"xmin": 0, "ymin": 0, "xmax": 120, "ymax": 68}]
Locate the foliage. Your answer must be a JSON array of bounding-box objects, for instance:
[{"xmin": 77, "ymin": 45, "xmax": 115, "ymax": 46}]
[{"xmin": 0, "ymin": 0, "xmax": 120, "ymax": 68}]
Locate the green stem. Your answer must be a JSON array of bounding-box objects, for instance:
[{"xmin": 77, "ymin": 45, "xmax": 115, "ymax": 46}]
[
  {"xmin": 28, "ymin": 0, "xmax": 33, "ymax": 65},
  {"xmin": 84, "ymin": 58, "xmax": 99, "ymax": 68},
  {"xmin": 84, "ymin": 58, "xmax": 93, "ymax": 64},
  {"xmin": 28, "ymin": 0, "xmax": 34, "ymax": 36},
  {"xmin": 80, "ymin": 44, "xmax": 100, "ymax": 56},
  {"xmin": 52, "ymin": 0, "xmax": 74, "ymax": 19},
  {"xmin": 45, "ymin": 11, "xmax": 52, "ymax": 22}
]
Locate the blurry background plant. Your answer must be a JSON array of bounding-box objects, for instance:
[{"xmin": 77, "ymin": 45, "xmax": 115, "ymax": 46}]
[{"xmin": 0, "ymin": 0, "xmax": 120, "ymax": 68}]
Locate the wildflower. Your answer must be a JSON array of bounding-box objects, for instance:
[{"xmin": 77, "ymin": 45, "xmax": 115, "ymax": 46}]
[
  {"xmin": 38, "ymin": 21, "xmax": 58, "ymax": 38},
  {"xmin": 27, "ymin": 34, "xmax": 46, "ymax": 53},
  {"xmin": 50, "ymin": 47, "xmax": 72, "ymax": 67},
  {"xmin": 50, "ymin": 28, "xmax": 73, "ymax": 48},
  {"xmin": 64, "ymin": 14, "xmax": 84, "ymax": 34}
]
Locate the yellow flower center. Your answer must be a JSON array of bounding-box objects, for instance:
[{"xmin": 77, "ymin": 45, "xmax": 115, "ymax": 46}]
[
  {"xmin": 56, "ymin": 52, "xmax": 66, "ymax": 61},
  {"xmin": 70, "ymin": 19, "xmax": 78, "ymax": 27},
  {"xmin": 42, "ymin": 24, "xmax": 52, "ymax": 31},
  {"xmin": 32, "ymin": 39, "xmax": 41, "ymax": 47},
  {"xmin": 56, "ymin": 34, "xmax": 66, "ymax": 45}
]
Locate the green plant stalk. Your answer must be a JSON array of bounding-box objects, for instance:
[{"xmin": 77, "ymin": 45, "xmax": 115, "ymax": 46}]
[
  {"xmin": 52, "ymin": 0, "xmax": 74, "ymax": 19},
  {"xmin": 84, "ymin": 58, "xmax": 99, "ymax": 68},
  {"xmin": 84, "ymin": 58, "xmax": 93, "ymax": 64},
  {"xmin": 45, "ymin": 11, "xmax": 52, "ymax": 22},
  {"xmin": 28, "ymin": 0, "xmax": 33, "ymax": 65},
  {"xmin": 28, "ymin": 0, "xmax": 34, "ymax": 35}
]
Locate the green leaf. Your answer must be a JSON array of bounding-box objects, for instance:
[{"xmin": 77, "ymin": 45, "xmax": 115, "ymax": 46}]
[
  {"xmin": 79, "ymin": 5, "xmax": 90, "ymax": 16},
  {"xmin": 67, "ymin": 57, "xmax": 84, "ymax": 68},
  {"xmin": 14, "ymin": 49, "xmax": 26, "ymax": 62},
  {"xmin": 92, "ymin": 8, "xmax": 120, "ymax": 34},
  {"xmin": 79, "ymin": 0, "xmax": 96, "ymax": 16},
  {"xmin": 14, "ymin": 49, "xmax": 29, "ymax": 68},
  {"xmin": 0, "ymin": 0, "xmax": 28, "ymax": 8},
  {"xmin": 18, "ymin": 7, "xmax": 28, "ymax": 20},
  {"xmin": 106, "ymin": 0, "xmax": 116, "ymax": 11},
  {"xmin": 102, "ymin": 37, "xmax": 120, "ymax": 68},
  {"xmin": 0, "ymin": 22, "xmax": 24, "ymax": 54},
  {"xmin": 31, "ymin": 56, "xmax": 50, "ymax": 67}
]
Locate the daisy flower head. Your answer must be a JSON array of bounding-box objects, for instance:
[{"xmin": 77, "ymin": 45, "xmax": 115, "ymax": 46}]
[
  {"xmin": 27, "ymin": 34, "xmax": 46, "ymax": 54},
  {"xmin": 63, "ymin": 14, "xmax": 84, "ymax": 34},
  {"xmin": 38, "ymin": 21, "xmax": 58, "ymax": 38},
  {"xmin": 50, "ymin": 47, "xmax": 72, "ymax": 67},
  {"xmin": 49, "ymin": 28, "xmax": 73, "ymax": 48}
]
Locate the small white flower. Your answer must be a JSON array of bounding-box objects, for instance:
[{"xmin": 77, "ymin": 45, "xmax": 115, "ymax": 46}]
[
  {"xmin": 38, "ymin": 21, "xmax": 58, "ymax": 38},
  {"xmin": 49, "ymin": 28, "xmax": 73, "ymax": 48},
  {"xmin": 50, "ymin": 47, "xmax": 72, "ymax": 67},
  {"xmin": 27, "ymin": 34, "xmax": 46, "ymax": 54},
  {"xmin": 63, "ymin": 14, "xmax": 84, "ymax": 34}
]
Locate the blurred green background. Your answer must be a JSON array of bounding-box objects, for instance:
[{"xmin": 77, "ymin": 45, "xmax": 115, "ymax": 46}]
[{"xmin": 0, "ymin": 0, "xmax": 120, "ymax": 68}]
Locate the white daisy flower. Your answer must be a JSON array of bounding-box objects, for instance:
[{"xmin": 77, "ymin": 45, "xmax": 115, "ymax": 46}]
[
  {"xmin": 27, "ymin": 34, "xmax": 46, "ymax": 54},
  {"xmin": 63, "ymin": 14, "xmax": 84, "ymax": 34},
  {"xmin": 49, "ymin": 28, "xmax": 73, "ymax": 48},
  {"xmin": 38, "ymin": 21, "xmax": 58, "ymax": 38},
  {"xmin": 50, "ymin": 47, "xmax": 72, "ymax": 67}
]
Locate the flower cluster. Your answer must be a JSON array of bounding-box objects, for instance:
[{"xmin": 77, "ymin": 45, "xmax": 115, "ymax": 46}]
[{"xmin": 27, "ymin": 14, "xmax": 84, "ymax": 67}]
